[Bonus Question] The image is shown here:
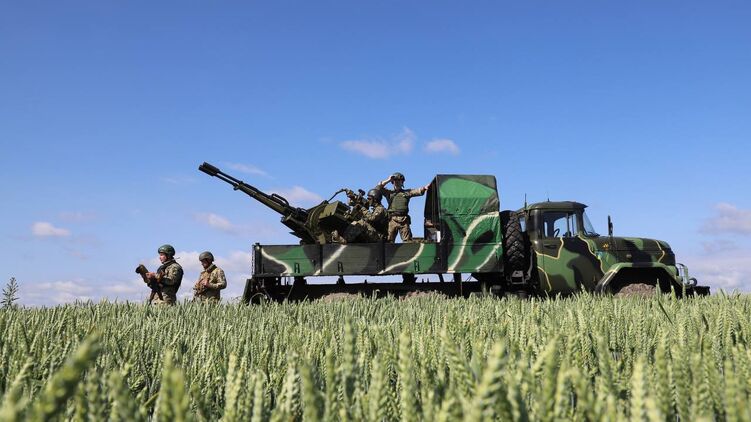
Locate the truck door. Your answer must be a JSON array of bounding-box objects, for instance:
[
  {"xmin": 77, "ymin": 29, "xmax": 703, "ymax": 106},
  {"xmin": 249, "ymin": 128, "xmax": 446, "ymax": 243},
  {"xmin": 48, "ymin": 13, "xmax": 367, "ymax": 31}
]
[{"xmin": 537, "ymin": 211, "xmax": 600, "ymax": 294}]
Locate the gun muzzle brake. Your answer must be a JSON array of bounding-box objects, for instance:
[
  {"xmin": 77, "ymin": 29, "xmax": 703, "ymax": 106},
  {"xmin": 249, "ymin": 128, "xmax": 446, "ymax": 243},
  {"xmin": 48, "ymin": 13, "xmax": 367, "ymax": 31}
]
[{"xmin": 199, "ymin": 162, "xmax": 221, "ymax": 176}]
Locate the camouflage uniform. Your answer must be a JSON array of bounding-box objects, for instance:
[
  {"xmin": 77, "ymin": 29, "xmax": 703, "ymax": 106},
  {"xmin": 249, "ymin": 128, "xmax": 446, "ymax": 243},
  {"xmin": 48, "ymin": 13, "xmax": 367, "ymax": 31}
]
[
  {"xmin": 154, "ymin": 259, "xmax": 183, "ymax": 305},
  {"xmin": 364, "ymin": 202, "xmax": 388, "ymax": 239},
  {"xmin": 379, "ymin": 187, "xmax": 426, "ymax": 242},
  {"xmin": 193, "ymin": 264, "xmax": 227, "ymax": 301},
  {"xmin": 342, "ymin": 202, "xmax": 388, "ymax": 243}
]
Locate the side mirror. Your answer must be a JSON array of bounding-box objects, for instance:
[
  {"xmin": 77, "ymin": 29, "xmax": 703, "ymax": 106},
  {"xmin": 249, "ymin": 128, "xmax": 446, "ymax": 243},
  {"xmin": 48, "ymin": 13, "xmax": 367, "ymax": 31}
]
[{"xmin": 607, "ymin": 215, "xmax": 613, "ymax": 237}]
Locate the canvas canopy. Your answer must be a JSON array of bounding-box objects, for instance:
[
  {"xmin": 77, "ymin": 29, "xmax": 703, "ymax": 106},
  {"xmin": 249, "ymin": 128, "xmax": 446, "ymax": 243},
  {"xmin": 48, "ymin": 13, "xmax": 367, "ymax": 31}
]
[{"xmin": 434, "ymin": 175, "xmax": 500, "ymax": 216}]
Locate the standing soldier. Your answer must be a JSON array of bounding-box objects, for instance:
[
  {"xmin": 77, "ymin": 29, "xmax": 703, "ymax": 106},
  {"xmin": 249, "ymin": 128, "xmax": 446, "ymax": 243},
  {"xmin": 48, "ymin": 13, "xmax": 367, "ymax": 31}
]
[
  {"xmin": 377, "ymin": 172, "xmax": 430, "ymax": 242},
  {"xmin": 146, "ymin": 244, "xmax": 183, "ymax": 305},
  {"xmin": 193, "ymin": 251, "xmax": 227, "ymax": 301}
]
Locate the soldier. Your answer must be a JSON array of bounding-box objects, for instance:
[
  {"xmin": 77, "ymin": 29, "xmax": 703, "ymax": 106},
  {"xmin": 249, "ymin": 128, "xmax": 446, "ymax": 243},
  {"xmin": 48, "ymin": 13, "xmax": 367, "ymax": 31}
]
[
  {"xmin": 335, "ymin": 189, "xmax": 388, "ymax": 243},
  {"xmin": 377, "ymin": 172, "xmax": 429, "ymax": 242},
  {"xmin": 146, "ymin": 244, "xmax": 183, "ymax": 305},
  {"xmin": 193, "ymin": 251, "xmax": 227, "ymax": 301},
  {"xmin": 363, "ymin": 188, "xmax": 388, "ymax": 239}
]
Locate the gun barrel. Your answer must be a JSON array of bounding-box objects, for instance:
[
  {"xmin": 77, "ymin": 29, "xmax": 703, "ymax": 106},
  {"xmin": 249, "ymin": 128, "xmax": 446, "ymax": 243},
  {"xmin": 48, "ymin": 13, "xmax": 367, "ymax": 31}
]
[{"xmin": 199, "ymin": 162, "xmax": 312, "ymax": 237}]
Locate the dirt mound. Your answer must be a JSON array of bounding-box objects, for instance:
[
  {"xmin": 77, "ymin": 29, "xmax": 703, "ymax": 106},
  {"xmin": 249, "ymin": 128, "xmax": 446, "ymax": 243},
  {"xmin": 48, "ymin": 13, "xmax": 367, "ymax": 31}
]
[
  {"xmin": 402, "ymin": 291, "xmax": 447, "ymax": 300},
  {"xmin": 614, "ymin": 283, "xmax": 656, "ymax": 298},
  {"xmin": 318, "ymin": 293, "xmax": 361, "ymax": 302}
]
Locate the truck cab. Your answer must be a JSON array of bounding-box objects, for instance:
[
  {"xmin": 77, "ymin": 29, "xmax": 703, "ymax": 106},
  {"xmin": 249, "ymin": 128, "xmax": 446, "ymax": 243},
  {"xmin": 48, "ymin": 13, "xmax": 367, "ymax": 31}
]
[{"xmin": 519, "ymin": 201, "xmax": 702, "ymax": 296}]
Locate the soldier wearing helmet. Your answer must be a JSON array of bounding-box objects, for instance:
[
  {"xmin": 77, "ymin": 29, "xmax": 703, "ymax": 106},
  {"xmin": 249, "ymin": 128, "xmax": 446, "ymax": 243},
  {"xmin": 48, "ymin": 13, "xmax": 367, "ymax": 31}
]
[
  {"xmin": 376, "ymin": 172, "xmax": 430, "ymax": 242},
  {"xmin": 146, "ymin": 244, "xmax": 184, "ymax": 305},
  {"xmin": 334, "ymin": 188, "xmax": 388, "ymax": 243},
  {"xmin": 364, "ymin": 188, "xmax": 388, "ymax": 238},
  {"xmin": 193, "ymin": 251, "xmax": 227, "ymax": 302}
]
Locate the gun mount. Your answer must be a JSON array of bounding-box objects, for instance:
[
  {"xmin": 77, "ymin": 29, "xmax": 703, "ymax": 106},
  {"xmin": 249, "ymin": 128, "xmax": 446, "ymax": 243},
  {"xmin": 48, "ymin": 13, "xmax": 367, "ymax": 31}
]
[{"xmin": 199, "ymin": 162, "xmax": 358, "ymax": 244}]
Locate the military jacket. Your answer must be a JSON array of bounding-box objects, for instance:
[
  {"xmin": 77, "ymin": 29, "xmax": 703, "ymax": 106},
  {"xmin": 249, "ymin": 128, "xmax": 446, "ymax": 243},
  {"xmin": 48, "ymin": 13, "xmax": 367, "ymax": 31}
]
[
  {"xmin": 364, "ymin": 204, "xmax": 388, "ymax": 234},
  {"xmin": 158, "ymin": 260, "xmax": 183, "ymax": 288},
  {"xmin": 194, "ymin": 264, "xmax": 227, "ymax": 300},
  {"xmin": 155, "ymin": 260, "xmax": 183, "ymax": 304},
  {"xmin": 380, "ymin": 187, "xmax": 425, "ymax": 215}
]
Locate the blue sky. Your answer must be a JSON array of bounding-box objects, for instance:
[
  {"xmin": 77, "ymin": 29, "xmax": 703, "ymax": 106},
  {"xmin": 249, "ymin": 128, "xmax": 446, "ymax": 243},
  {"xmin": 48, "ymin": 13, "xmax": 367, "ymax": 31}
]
[{"xmin": 1, "ymin": 1, "xmax": 749, "ymax": 305}]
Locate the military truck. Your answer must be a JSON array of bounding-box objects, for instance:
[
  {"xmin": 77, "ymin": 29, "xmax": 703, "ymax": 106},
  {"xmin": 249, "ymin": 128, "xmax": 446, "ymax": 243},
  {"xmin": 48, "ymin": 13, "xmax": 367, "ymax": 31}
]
[{"xmin": 199, "ymin": 163, "xmax": 709, "ymax": 302}]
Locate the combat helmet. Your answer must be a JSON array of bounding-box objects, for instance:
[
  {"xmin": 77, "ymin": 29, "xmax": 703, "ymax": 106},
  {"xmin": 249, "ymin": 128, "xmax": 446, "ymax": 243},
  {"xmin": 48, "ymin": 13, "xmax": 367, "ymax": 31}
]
[
  {"xmin": 367, "ymin": 188, "xmax": 382, "ymax": 204},
  {"xmin": 391, "ymin": 172, "xmax": 405, "ymax": 182},
  {"xmin": 158, "ymin": 244, "xmax": 176, "ymax": 257},
  {"xmin": 199, "ymin": 251, "xmax": 215, "ymax": 262}
]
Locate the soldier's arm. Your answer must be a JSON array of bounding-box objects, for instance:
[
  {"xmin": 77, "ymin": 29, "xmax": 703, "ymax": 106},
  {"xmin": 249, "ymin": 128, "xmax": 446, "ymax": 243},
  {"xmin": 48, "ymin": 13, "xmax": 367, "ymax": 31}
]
[
  {"xmin": 365, "ymin": 206, "xmax": 386, "ymax": 224},
  {"xmin": 161, "ymin": 265, "xmax": 183, "ymax": 286},
  {"xmin": 406, "ymin": 185, "xmax": 429, "ymax": 198},
  {"xmin": 207, "ymin": 268, "xmax": 227, "ymax": 290},
  {"xmin": 376, "ymin": 175, "xmax": 394, "ymax": 190}
]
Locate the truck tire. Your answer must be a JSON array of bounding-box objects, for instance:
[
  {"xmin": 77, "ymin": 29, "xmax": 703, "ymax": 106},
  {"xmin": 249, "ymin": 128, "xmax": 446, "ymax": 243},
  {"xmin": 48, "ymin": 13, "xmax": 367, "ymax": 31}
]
[{"xmin": 503, "ymin": 212, "xmax": 527, "ymax": 272}]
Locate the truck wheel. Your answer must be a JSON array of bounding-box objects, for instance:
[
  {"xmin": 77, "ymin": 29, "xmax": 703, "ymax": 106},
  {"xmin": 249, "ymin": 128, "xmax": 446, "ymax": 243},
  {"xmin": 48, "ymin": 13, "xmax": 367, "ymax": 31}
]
[
  {"xmin": 614, "ymin": 283, "xmax": 656, "ymax": 298},
  {"xmin": 503, "ymin": 212, "xmax": 527, "ymax": 272}
]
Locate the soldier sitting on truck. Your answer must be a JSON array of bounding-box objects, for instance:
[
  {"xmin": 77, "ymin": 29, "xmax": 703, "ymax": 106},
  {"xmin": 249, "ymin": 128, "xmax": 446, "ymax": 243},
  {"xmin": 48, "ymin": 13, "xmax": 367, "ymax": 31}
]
[
  {"xmin": 332, "ymin": 189, "xmax": 388, "ymax": 243},
  {"xmin": 363, "ymin": 188, "xmax": 388, "ymax": 239},
  {"xmin": 377, "ymin": 172, "xmax": 429, "ymax": 242}
]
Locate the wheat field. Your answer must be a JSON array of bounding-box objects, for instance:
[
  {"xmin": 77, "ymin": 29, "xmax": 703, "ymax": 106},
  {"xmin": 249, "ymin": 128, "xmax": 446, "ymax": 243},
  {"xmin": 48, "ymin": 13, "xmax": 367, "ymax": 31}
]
[{"xmin": 0, "ymin": 293, "xmax": 749, "ymax": 421}]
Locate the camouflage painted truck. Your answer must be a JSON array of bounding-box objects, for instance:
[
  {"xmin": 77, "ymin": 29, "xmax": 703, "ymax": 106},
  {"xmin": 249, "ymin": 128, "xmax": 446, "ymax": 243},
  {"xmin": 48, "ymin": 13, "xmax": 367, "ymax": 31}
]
[{"xmin": 199, "ymin": 163, "xmax": 710, "ymax": 302}]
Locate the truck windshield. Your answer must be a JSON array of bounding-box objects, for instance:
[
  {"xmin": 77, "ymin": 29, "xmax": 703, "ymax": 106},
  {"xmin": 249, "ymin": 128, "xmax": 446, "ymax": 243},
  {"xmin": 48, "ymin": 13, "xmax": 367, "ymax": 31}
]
[{"xmin": 582, "ymin": 211, "xmax": 599, "ymax": 237}]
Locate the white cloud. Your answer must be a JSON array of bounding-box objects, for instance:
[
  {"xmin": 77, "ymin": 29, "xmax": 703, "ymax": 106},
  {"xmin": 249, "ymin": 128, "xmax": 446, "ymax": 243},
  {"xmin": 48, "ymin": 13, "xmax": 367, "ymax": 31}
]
[
  {"xmin": 701, "ymin": 239, "xmax": 738, "ymax": 254},
  {"xmin": 31, "ymin": 222, "xmax": 71, "ymax": 238},
  {"xmin": 103, "ymin": 279, "xmax": 146, "ymax": 295},
  {"xmin": 694, "ymin": 203, "xmax": 751, "ymax": 292},
  {"xmin": 194, "ymin": 212, "xmax": 242, "ymax": 235},
  {"xmin": 339, "ymin": 128, "xmax": 415, "ymax": 159},
  {"xmin": 193, "ymin": 212, "xmax": 283, "ymax": 238},
  {"xmin": 216, "ymin": 251, "xmax": 254, "ymax": 272},
  {"xmin": 271, "ymin": 186, "xmax": 323, "ymax": 206},
  {"xmin": 424, "ymin": 138, "xmax": 460, "ymax": 155},
  {"xmin": 225, "ymin": 162, "xmax": 270, "ymax": 178},
  {"xmin": 21, "ymin": 277, "xmax": 156, "ymax": 306},
  {"xmin": 701, "ymin": 203, "xmax": 751, "ymax": 235},
  {"xmin": 22, "ymin": 279, "xmax": 94, "ymax": 305},
  {"xmin": 687, "ymin": 250, "xmax": 751, "ymax": 292}
]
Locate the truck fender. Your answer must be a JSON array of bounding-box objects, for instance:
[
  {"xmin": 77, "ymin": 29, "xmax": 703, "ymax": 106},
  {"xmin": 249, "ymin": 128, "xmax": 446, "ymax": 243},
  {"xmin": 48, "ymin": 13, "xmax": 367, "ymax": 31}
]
[{"xmin": 595, "ymin": 262, "xmax": 680, "ymax": 294}]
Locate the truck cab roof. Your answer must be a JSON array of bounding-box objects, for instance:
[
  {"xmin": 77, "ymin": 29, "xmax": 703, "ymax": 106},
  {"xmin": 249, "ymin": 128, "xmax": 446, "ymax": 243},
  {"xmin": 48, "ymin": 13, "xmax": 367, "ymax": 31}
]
[{"xmin": 523, "ymin": 201, "xmax": 587, "ymax": 212}]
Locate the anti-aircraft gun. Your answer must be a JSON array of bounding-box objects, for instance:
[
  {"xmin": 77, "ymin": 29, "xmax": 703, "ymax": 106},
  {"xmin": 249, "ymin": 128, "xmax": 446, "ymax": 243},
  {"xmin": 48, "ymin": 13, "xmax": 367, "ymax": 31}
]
[{"xmin": 199, "ymin": 162, "xmax": 359, "ymax": 244}]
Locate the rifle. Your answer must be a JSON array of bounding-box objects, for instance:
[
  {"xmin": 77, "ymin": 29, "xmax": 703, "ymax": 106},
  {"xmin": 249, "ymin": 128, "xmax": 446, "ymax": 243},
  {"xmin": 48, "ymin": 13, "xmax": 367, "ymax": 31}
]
[{"xmin": 135, "ymin": 264, "xmax": 164, "ymax": 303}]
